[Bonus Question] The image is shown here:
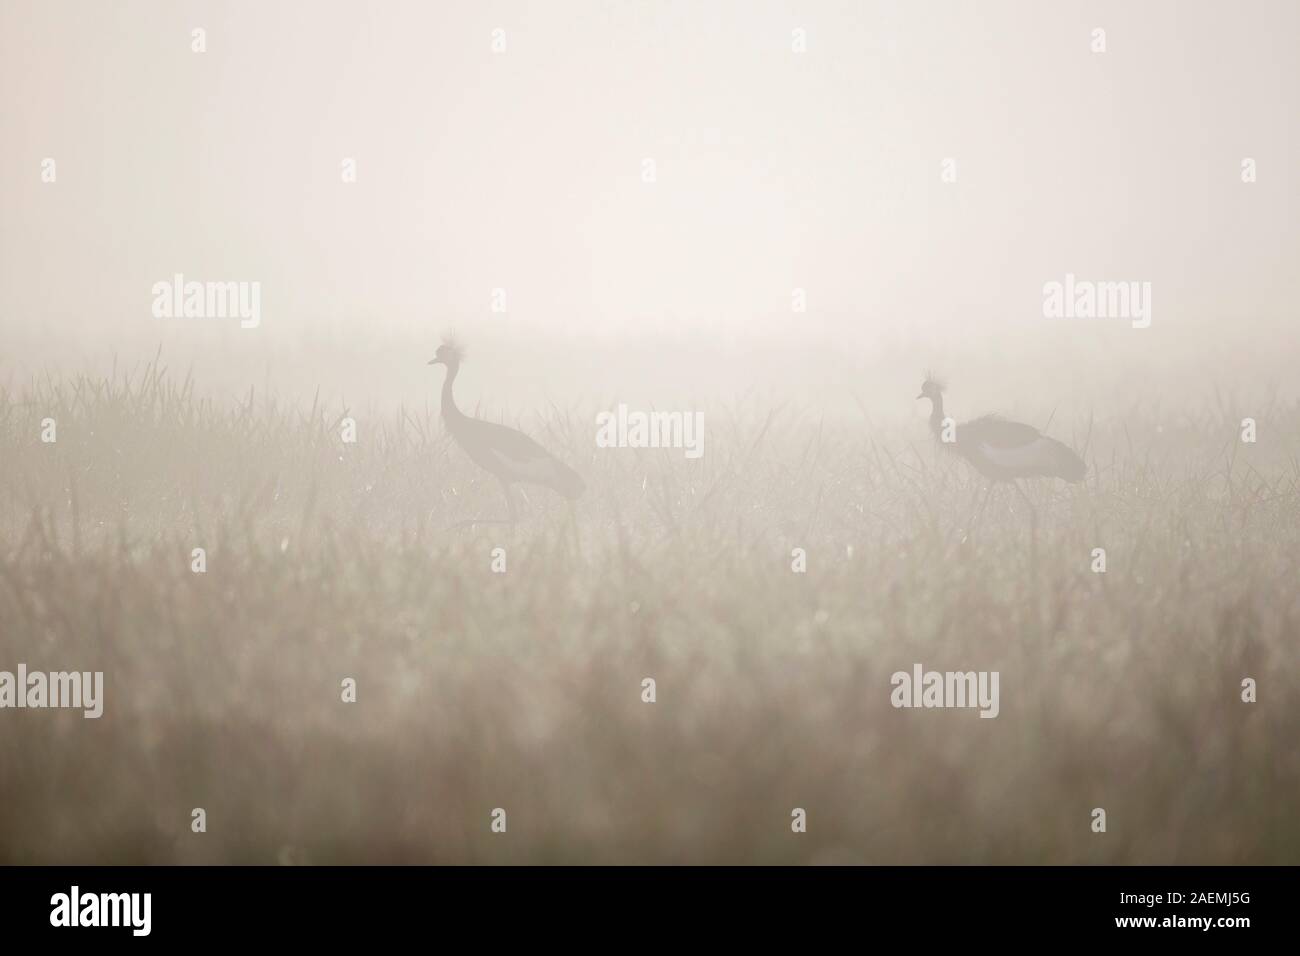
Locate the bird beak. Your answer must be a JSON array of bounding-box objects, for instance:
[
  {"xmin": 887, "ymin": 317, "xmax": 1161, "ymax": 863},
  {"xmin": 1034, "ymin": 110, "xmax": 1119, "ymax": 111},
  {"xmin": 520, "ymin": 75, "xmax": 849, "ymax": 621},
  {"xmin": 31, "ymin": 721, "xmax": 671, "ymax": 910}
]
[
  {"xmin": 915, "ymin": 392, "xmax": 925, "ymax": 399},
  {"xmin": 428, "ymin": 357, "xmax": 443, "ymax": 366}
]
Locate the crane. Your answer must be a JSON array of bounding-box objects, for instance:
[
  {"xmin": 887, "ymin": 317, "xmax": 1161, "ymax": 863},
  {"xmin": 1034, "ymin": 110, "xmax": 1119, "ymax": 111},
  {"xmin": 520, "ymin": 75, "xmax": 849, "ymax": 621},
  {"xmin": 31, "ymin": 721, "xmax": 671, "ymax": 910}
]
[
  {"xmin": 917, "ymin": 376, "xmax": 1086, "ymax": 524},
  {"xmin": 429, "ymin": 339, "xmax": 585, "ymax": 526}
]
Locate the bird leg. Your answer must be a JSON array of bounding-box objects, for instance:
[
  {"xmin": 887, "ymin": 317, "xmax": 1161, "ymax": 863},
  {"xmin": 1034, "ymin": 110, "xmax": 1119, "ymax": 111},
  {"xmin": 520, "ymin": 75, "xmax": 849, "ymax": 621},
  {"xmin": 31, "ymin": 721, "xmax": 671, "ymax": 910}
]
[
  {"xmin": 959, "ymin": 482, "xmax": 980, "ymax": 543},
  {"xmin": 443, "ymin": 481, "xmax": 519, "ymax": 531},
  {"xmin": 445, "ymin": 516, "xmax": 515, "ymax": 530},
  {"xmin": 1012, "ymin": 480, "xmax": 1036, "ymax": 517},
  {"xmin": 500, "ymin": 478, "xmax": 518, "ymax": 529},
  {"xmin": 965, "ymin": 481, "xmax": 992, "ymax": 538},
  {"xmin": 1013, "ymin": 480, "xmax": 1040, "ymax": 569},
  {"xmin": 564, "ymin": 498, "xmax": 580, "ymax": 553}
]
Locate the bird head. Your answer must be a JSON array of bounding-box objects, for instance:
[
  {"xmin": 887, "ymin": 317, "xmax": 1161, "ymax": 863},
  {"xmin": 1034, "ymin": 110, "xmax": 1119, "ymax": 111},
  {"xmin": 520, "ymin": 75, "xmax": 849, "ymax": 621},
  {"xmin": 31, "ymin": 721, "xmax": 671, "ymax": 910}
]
[
  {"xmin": 917, "ymin": 373, "xmax": 946, "ymax": 401},
  {"xmin": 428, "ymin": 337, "xmax": 465, "ymax": 368}
]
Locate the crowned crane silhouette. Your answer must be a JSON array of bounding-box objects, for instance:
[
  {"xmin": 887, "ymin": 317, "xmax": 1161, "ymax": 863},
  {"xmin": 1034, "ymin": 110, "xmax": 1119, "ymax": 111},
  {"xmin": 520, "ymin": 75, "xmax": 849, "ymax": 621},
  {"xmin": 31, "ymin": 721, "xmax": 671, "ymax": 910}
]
[
  {"xmin": 917, "ymin": 376, "xmax": 1086, "ymax": 525},
  {"xmin": 429, "ymin": 339, "xmax": 585, "ymax": 528}
]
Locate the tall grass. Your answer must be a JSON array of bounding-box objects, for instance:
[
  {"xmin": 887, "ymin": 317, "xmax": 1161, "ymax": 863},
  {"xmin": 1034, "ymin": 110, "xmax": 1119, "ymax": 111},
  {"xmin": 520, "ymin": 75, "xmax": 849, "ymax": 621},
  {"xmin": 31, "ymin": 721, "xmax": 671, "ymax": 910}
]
[{"xmin": 1, "ymin": 359, "xmax": 1297, "ymax": 863}]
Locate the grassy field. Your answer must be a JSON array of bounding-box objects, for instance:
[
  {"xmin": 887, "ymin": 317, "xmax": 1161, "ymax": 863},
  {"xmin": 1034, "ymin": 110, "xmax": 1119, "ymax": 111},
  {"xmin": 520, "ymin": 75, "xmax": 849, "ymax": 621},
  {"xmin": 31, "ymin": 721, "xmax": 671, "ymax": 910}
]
[{"xmin": 1, "ymin": 359, "xmax": 1297, "ymax": 864}]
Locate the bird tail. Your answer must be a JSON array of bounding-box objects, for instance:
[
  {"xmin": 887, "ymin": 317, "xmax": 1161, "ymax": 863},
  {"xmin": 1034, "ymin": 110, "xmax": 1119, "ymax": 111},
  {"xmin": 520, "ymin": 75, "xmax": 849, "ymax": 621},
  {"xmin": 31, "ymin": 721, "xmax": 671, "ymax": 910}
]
[
  {"xmin": 548, "ymin": 457, "xmax": 587, "ymax": 499},
  {"xmin": 1046, "ymin": 436, "xmax": 1087, "ymax": 482}
]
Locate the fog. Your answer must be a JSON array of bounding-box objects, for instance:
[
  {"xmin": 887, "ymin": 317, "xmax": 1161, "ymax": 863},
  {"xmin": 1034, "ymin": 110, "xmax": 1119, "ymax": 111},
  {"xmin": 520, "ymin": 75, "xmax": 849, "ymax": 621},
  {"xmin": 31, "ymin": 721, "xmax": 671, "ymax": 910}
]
[
  {"xmin": 2, "ymin": 1, "xmax": 1298, "ymax": 867},
  {"xmin": 3, "ymin": 0, "xmax": 1297, "ymax": 417}
]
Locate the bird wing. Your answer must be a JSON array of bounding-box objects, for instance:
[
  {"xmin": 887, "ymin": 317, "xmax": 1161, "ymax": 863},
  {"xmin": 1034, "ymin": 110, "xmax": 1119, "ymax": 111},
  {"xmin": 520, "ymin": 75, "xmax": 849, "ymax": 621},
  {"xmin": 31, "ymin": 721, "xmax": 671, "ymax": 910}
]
[
  {"xmin": 453, "ymin": 416, "xmax": 587, "ymax": 497},
  {"xmin": 975, "ymin": 435, "xmax": 1060, "ymax": 471},
  {"xmin": 960, "ymin": 415, "xmax": 1041, "ymax": 448},
  {"xmin": 467, "ymin": 417, "xmax": 553, "ymax": 463},
  {"xmin": 960, "ymin": 415, "xmax": 1086, "ymax": 480}
]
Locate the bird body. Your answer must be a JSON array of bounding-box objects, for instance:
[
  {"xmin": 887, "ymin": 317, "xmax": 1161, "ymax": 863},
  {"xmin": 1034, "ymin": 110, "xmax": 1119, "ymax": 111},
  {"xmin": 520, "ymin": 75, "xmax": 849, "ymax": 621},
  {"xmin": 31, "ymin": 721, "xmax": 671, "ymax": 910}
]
[
  {"xmin": 444, "ymin": 410, "xmax": 586, "ymax": 497},
  {"xmin": 947, "ymin": 413, "xmax": 1087, "ymax": 482},
  {"xmin": 430, "ymin": 340, "xmax": 585, "ymax": 522},
  {"xmin": 918, "ymin": 379, "xmax": 1086, "ymax": 483}
]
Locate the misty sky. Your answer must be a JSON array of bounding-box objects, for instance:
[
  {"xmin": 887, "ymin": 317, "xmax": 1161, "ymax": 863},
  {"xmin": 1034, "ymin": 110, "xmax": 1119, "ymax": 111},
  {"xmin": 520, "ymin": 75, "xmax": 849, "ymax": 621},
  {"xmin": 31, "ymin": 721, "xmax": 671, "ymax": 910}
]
[{"xmin": 2, "ymin": 0, "xmax": 1297, "ymax": 416}]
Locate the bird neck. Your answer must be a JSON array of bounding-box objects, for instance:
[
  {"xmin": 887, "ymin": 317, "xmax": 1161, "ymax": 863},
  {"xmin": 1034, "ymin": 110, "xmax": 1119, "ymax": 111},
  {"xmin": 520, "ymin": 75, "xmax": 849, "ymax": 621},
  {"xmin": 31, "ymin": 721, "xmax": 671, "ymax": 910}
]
[
  {"xmin": 440, "ymin": 363, "xmax": 464, "ymax": 421},
  {"xmin": 928, "ymin": 394, "xmax": 946, "ymax": 434}
]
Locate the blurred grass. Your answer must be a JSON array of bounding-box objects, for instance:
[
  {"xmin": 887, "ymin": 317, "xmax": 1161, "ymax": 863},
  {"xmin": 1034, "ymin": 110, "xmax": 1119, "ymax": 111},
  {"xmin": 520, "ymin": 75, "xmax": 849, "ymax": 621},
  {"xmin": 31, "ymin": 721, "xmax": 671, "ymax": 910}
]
[{"xmin": 0, "ymin": 358, "xmax": 1297, "ymax": 864}]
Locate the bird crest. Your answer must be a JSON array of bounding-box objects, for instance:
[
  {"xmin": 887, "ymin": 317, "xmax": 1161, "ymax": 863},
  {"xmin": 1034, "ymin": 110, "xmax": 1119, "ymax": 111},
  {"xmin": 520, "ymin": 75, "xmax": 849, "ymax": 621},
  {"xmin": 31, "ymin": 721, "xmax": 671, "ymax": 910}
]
[
  {"xmin": 921, "ymin": 371, "xmax": 947, "ymax": 394},
  {"xmin": 436, "ymin": 335, "xmax": 466, "ymax": 364}
]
